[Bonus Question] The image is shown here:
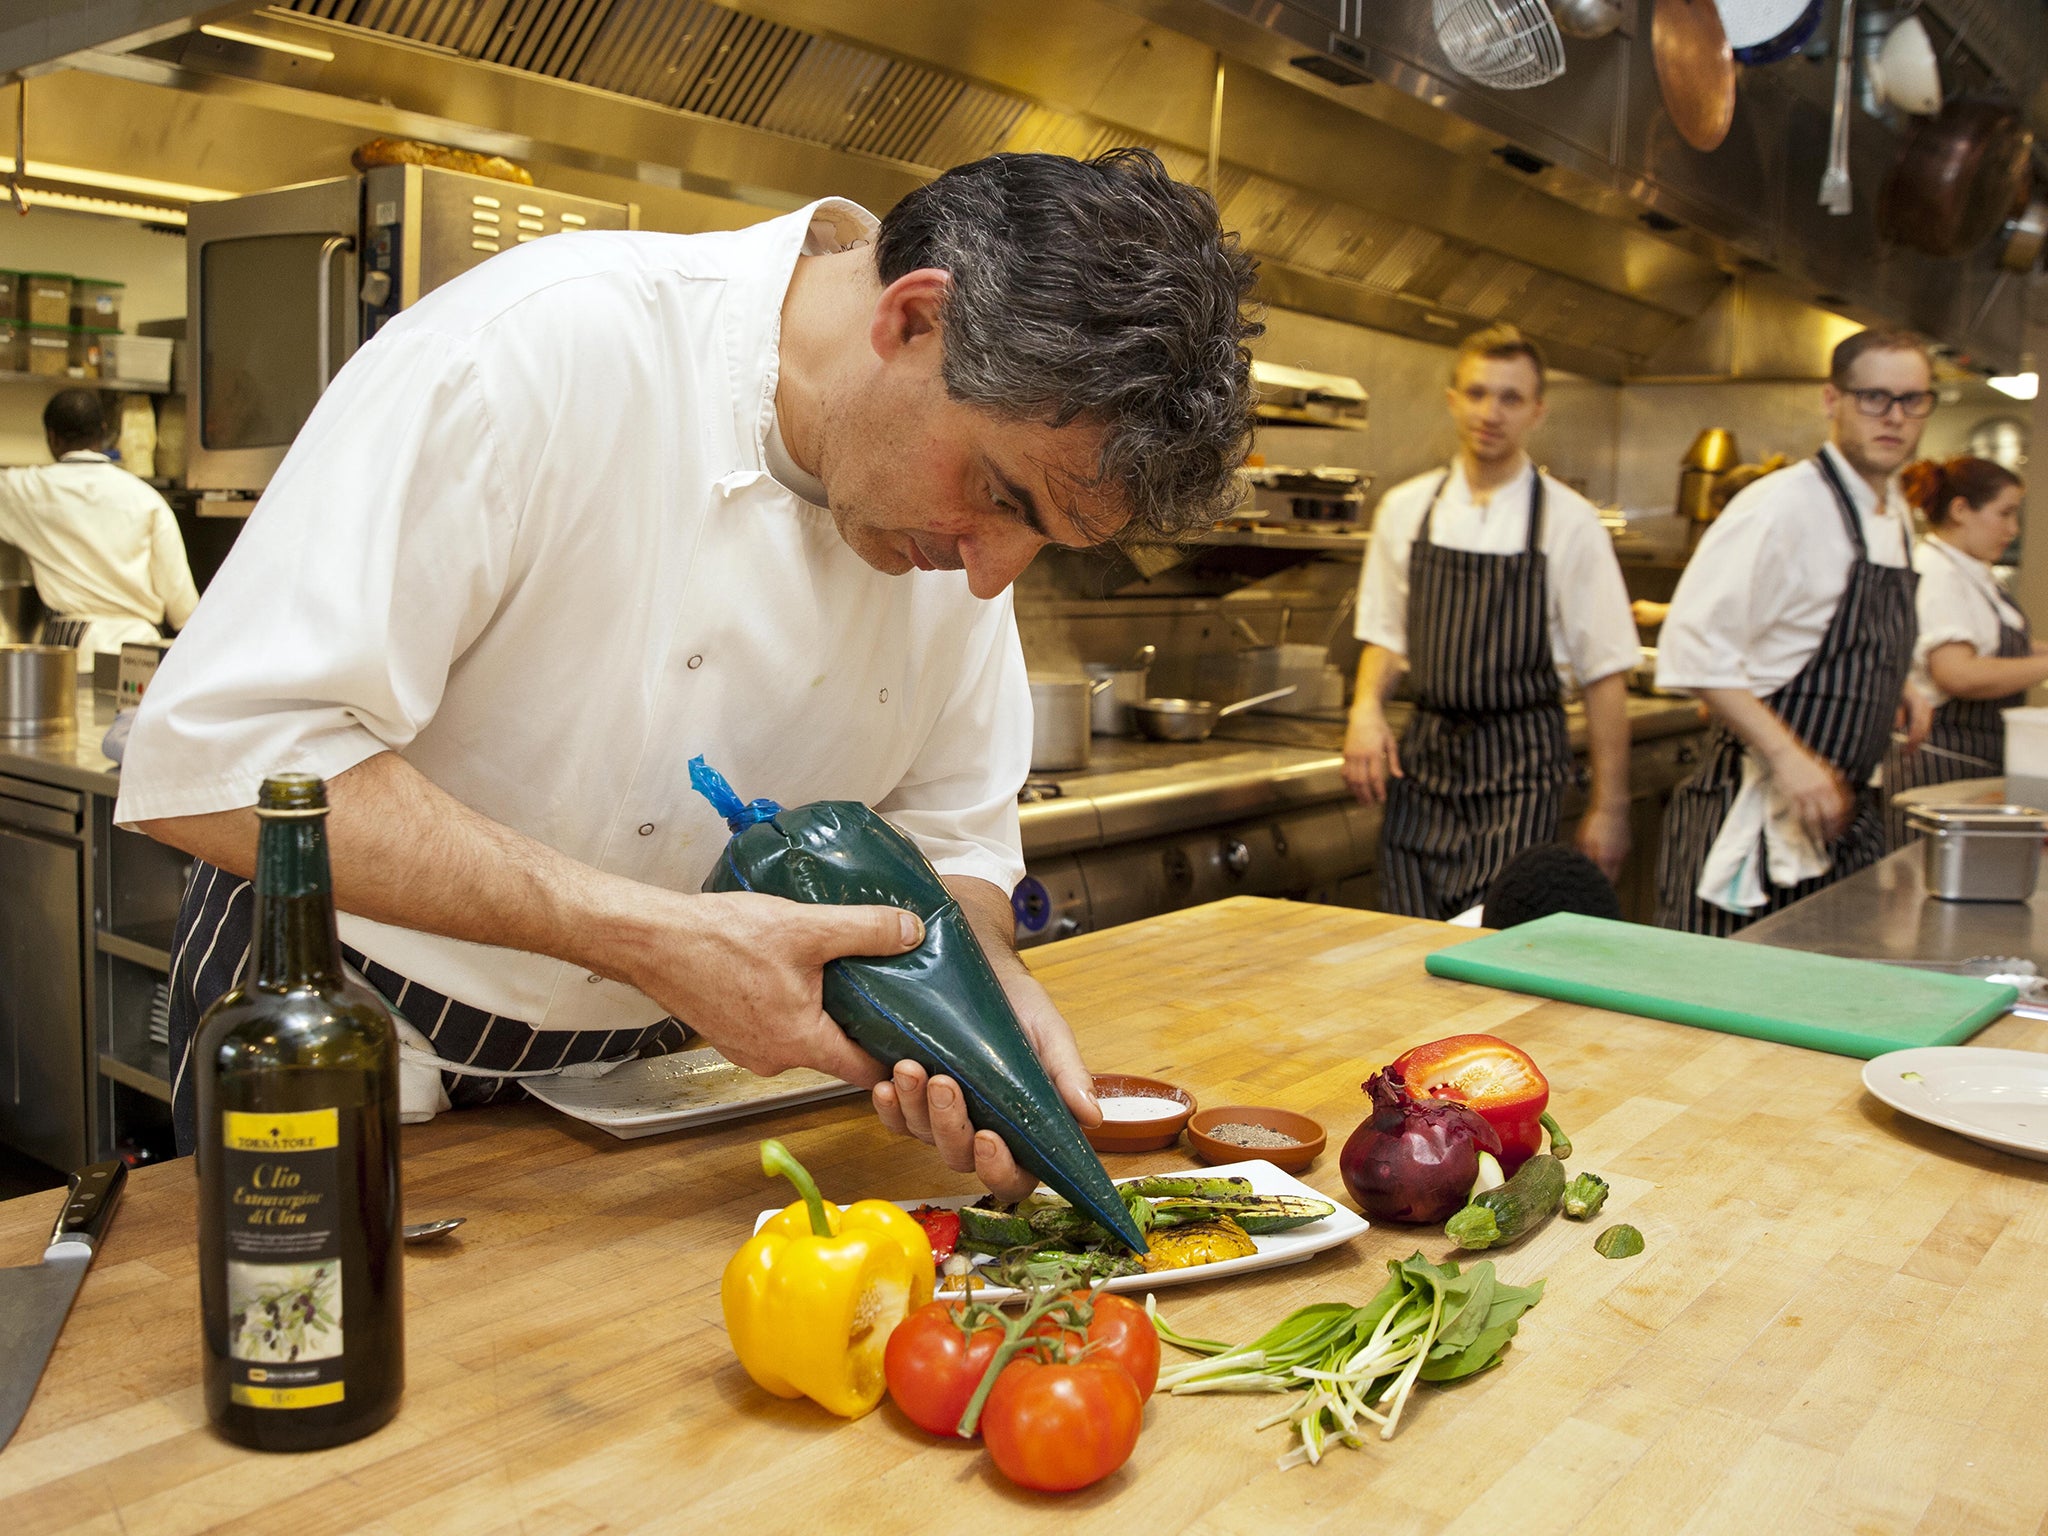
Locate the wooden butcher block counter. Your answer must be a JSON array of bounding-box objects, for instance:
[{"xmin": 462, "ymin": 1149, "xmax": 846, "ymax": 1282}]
[{"xmin": 2, "ymin": 897, "xmax": 2046, "ymax": 1535}]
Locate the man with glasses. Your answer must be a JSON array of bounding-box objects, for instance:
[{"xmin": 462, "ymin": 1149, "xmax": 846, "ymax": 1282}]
[{"xmin": 1652, "ymin": 329, "xmax": 1934, "ymax": 933}]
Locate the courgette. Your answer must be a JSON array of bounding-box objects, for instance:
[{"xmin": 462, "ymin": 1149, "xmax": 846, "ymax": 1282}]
[
  {"xmin": 1444, "ymin": 1152, "xmax": 1566, "ymax": 1250},
  {"xmin": 694, "ymin": 757, "xmax": 1147, "ymax": 1253}
]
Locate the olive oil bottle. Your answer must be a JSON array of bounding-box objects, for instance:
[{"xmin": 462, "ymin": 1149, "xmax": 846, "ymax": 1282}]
[{"xmin": 196, "ymin": 774, "xmax": 404, "ymax": 1451}]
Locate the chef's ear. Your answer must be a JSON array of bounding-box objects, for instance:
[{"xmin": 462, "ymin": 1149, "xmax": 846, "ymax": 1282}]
[{"xmin": 871, "ymin": 267, "xmax": 951, "ymax": 360}]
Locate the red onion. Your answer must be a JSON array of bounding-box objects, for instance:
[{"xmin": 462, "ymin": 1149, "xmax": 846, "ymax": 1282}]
[{"xmin": 1340, "ymin": 1070, "xmax": 1504, "ymax": 1224}]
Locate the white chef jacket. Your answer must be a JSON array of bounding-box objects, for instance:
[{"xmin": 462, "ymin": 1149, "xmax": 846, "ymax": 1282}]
[
  {"xmin": 1909, "ymin": 535, "xmax": 2026, "ymax": 707},
  {"xmin": 1656, "ymin": 443, "xmax": 1913, "ymax": 695},
  {"xmin": 116, "ymin": 199, "xmax": 1033, "ymax": 1035},
  {"xmin": 0, "ymin": 451, "xmax": 198, "ymax": 670},
  {"xmin": 1354, "ymin": 457, "xmax": 1640, "ymax": 691}
]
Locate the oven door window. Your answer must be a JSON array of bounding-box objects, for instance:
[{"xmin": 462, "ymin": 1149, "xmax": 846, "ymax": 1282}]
[{"xmin": 200, "ymin": 234, "xmax": 351, "ymax": 451}]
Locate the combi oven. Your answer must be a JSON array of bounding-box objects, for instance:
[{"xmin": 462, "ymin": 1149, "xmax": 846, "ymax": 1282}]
[{"xmin": 184, "ymin": 163, "xmax": 635, "ymax": 493}]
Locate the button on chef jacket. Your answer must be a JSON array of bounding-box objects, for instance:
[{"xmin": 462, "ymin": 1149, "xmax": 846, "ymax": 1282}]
[
  {"xmin": 1908, "ymin": 536, "xmax": 2025, "ymax": 708},
  {"xmin": 0, "ymin": 450, "xmax": 198, "ymax": 668},
  {"xmin": 1655, "ymin": 443, "xmax": 1912, "ymax": 694},
  {"xmin": 1353, "ymin": 458, "xmax": 1640, "ymax": 690},
  {"xmin": 116, "ymin": 198, "xmax": 1032, "ymax": 1036}
]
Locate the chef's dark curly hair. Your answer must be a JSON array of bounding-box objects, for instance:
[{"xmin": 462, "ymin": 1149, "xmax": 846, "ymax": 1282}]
[{"xmin": 877, "ymin": 148, "xmax": 1261, "ymax": 544}]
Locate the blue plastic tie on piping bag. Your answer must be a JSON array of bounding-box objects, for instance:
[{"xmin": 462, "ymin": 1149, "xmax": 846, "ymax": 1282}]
[{"xmin": 689, "ymin": 755, "xmax": 782, "ymax": 833}]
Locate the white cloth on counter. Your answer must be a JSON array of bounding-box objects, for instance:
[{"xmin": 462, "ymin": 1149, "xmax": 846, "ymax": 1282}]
[
  {"xmin": 0, "ymin": 451, "xmax": 198, "ymax": 671},
  {"xmin": 1695, "ymin": 750, "xmax": 1832, "ymax": 914},
  {"xmin": 1656, "ymin": 443, "xmax": 1912, "ymax": 695},
  {"xmin": 117, "ymin": 198, "xmax": 1032, "ymax": 1036},
  {"xmin": 1908, "ymin": 535, "xmax": 2026, "ymax": 707},
  {"xmin": 1353, "ymin": 456, "xmax": 1640, "ymax": 691}
]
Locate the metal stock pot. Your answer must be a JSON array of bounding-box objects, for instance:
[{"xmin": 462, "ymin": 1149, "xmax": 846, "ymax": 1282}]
[
  {"xmin": 1029, "ymin": 674, "xmax": 1114, "ymax": 772},
  {"xmin": 0, "ymin": 644, "xmax": 77, "ymax": 737}
]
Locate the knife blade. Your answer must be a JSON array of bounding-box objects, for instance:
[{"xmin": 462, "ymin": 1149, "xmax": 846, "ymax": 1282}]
[{"xmin": 0, "ymin": 1159, "xmax": 126, "ymax": 1453}]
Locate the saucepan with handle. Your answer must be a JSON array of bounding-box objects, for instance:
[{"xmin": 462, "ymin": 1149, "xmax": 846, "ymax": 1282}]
[{"xmin": 1130, "ymin": 685, "xmax": 1297, "ymax": 743}]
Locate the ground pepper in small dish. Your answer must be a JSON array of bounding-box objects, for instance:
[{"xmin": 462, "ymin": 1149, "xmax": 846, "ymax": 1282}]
[{"xmin": 1203, "ymin": 1122, "xmax": 1302, "ymax": 1150}]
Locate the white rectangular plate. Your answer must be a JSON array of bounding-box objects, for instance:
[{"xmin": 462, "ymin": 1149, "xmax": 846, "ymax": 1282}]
[
  {"xmin": 525, "ymin": 1046, "xmax": 861, "ymax": 1139},
  {"xmin": 753, "ymin": 1158, "xmax": 1368, "ymax": 1301},
  {"xmin": 1863, "ymin": 1046, "xmax": 2048, "ymax": 1162}
]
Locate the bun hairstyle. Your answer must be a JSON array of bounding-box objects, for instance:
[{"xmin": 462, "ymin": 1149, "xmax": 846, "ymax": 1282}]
[{"xmin": 1901, "ymin": 456, "xmax": 2021, "ymax": 525}]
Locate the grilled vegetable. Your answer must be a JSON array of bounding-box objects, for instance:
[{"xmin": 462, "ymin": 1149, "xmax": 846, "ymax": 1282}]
[
  {"xmin": 1444, "ymin": 1153, "xmax": 1567, "ymax": 1250},
  {"xmin": 959, "ymin": 1187, "xmax": 1336, "ymax": 1256},
  {"xmin": 1115, "ymin": 1174, "xmax": 1257, "ymax": 1200},
  {"xmin": 1138, "ymin": 1217, "xmax": 1258, "ymax": 1272},
  {"xmin": 1561, "ymin": 1172, "xmax": 1610, "ymax": 1221},
  {"xmin": 693, "ymin": 757, "xmax": 1145, "ymax": 1253}
]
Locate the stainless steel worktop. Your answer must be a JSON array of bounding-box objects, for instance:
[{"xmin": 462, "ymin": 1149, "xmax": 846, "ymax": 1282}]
[
  {"xmin": 1735, "ymin": 841, "xmax": 2048, "ymax": 964},
  {"xmin": 0, "ymin": 693, "xmax": 121, "ymax": 798}
]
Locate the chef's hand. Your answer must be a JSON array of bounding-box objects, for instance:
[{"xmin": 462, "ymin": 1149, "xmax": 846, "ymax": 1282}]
[
  {"xmin": 1576, "ymin": 803, "xmax": 1630, "ymax": 883},
  {"xmin": 1769, "ymin": 743, "xmax": 1852, "ymax": 845},
  {"xmin": 872, "ymin": 971, "xmax": 1096, "ymax": 1201},
  {"xmin": 1897, "ymin": 686, "xmax": 1934, "ymax": 754},
  {"xmin": 1343, "ymin": 707, "xmax": 1402, "ymax": 804},
  {"xmin": 626, "ymin": 890, "xmax": 922, "ymax": 1088}
]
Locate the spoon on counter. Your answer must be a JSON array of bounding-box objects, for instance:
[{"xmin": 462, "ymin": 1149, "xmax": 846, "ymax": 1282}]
[{"xmin": 401, "ymin": 1217, "xmax": 466, "ymax": 1243}]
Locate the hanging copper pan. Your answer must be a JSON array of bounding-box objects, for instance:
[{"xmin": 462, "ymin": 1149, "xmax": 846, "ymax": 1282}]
[
  {"xmin": 1877, "ymin": 99, "xmax": 2034, "ymax": 258},
  {"xmin": 1653, "ymin": 0, "xmax": 1736, "ymax": 153}
]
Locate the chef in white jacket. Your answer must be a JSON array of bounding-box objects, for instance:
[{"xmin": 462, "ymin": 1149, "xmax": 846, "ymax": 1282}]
[
  {"xmin": 1653, "ymin": 329, "xmax": 1934, "ymax": 933},
  {"xmin": 0, "ymin": 389, "xmax": 197, "ymax": 669},
  {"xmin": 116, "ymin": 150, "xmax": 1261, "ymax": 1189}
]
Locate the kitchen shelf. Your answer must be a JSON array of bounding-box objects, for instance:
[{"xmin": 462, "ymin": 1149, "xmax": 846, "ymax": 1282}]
[
  {"xmin": 97, "ymin": 923, "xmax": 174, "ymax": 973},
  {"xmin": 1195, "ymin": 525, "xmax": 1371, "ymax": 553},
  {"xmin": 1253, "ymin": 404, "xmax": 1367, "ymax": 431},
  {"xmin": 99, "ymin": 1050, "xmax": 171, "ymax": 1102},
  {"xmin": 0, "ymin": 369, "xmax": 170, "ymax": 393}
]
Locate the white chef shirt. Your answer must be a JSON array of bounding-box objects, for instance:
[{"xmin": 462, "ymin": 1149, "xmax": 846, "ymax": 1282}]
[
  {"xmin": 117, "ymin": 199, "xmax": 1032, "ymax": 1035},
  {"xmin": 1909, "ymin": 535, "xmax": 2027, "ymax": 707},
  {"xmin": 1656, "ymin": 443, "xmax": 1913, "ymax": 695},
  {"xmin": 1353, "ymin": 457, "xmax": 1639, "ymax": 691},
  {"xmin": 0, "ymin": 451, "xmax": 198, "ymax": 669}
]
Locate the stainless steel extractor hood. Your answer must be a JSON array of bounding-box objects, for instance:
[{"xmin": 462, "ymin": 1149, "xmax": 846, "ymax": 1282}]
[{"xmin": 11, "ymin": 0, "xmax": 2030, "ymax": 376}]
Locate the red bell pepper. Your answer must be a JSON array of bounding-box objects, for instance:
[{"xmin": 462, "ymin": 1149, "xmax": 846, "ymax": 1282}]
[
  {"xmin": 1390, "ymin": 1034, "xmax": 1569, "ymax": 1174},
  {"xmin": 909, "ymin": 1204, "xmax": 962, "ymax": 1264}
]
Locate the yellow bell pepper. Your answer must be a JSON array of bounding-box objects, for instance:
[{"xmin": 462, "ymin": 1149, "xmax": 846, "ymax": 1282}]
[{"xmin": 720, "ymin": 1138, "xmax": 935, "ymax": 1419}]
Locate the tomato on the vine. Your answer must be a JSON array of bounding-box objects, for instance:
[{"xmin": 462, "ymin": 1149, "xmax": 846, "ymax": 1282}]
[
  {"xmin": 883, "ymin": 1300, "xmax": 1006, "ymax": 1437},
  {"xmin": 1025, "ymin": 1292, "xmax": 1160, "ymax": 1400},
  {"xmin": 981, "ymin": 1356, "xmax": 1144, "ymax": 1492}
]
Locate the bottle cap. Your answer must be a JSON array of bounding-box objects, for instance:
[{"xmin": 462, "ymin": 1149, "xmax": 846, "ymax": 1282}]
[{"xmin": 255, "ymin": 774, "xmax": 330, "ymax": 818}]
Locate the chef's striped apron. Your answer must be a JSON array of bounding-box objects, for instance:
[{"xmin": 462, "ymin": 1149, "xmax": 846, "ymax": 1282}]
[
  {"xmin": 164, "ymin": 858, "xmax": 689, "ymax": 1155},
  {"xmin": 1381, "ymin": 467, "xmax": 1571, "ymax": 920},
  {"xmin": 1881, "ymin": 589, "xmax": 2029, "ymax": 850},
  {"xmin": 1653, "ymin": 452, "xmax": 1919, "ymax": 935}
]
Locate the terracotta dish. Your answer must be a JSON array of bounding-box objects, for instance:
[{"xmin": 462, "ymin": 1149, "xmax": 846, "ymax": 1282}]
[
  {"xmin": 1085, "ymin": 1074, "xmax": 1196, "ymax": 1153},
  {"xmin": 1185, "ymin": 1106, "xmax": 1327, "ymax": 1175}
]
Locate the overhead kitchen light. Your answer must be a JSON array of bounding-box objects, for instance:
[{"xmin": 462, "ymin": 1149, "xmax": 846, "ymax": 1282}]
[
  {"xmin": 197, "ymin": 23, "xmax": 337, "ymax": 62},
  {"xmin": 25, "ymin": 161, "xmax": 230, "ymax": 204},
  {"xmin": 1988, "ymin": 372, "xmax": 2040, "ymax": 401}
]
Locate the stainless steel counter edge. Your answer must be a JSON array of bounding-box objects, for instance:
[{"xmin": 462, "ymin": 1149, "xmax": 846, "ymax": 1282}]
[{"xmin": 0, "ymin": 696, "xmax": 122, "ymax": 799}]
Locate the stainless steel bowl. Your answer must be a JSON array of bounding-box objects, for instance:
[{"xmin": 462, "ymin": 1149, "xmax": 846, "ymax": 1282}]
[
  {"xmin": 0, "ymin": 644, "xmax": 77, "ymax": 737},
  {"xmin": 1130, "ymin": 685, "xmax": 1297, "ymax": 743}
]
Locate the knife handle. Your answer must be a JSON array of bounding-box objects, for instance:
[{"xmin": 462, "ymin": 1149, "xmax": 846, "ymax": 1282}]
[{"xmin": 46, "ymin": 1161, "xmax": 127, "ymax": 1254}]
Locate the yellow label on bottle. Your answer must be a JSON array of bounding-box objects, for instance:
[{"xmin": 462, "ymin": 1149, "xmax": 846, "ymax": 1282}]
[
  {"xmin": 223, "ymin": 1108, "xmax": 338, "ymax": 1153},
  {"xmin": 231, "ymin": 1381, "xmax": 346, "ymax": 1410}
]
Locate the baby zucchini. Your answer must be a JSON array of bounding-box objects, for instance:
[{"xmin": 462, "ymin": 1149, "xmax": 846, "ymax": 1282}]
[{"xmin": 1444, "ymin": 1153, "xmax": 1566, "ymax": 1250}]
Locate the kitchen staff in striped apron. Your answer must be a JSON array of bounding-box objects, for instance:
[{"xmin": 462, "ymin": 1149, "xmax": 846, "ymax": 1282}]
[
  {"xmin": 1883, "ymin": 454, "xmax": 2048, "ymax": 847},
  {"xmin": 1344, "ymin": 326, "xmax": 1639, "ymax": 920},
  {"xmin": 114, "ymin": 151, "xmax": 1261, "ymax": 1184},
  {"xmin": 1653, "ymin": 329, "xmax": 1934, "ymax": 934}
]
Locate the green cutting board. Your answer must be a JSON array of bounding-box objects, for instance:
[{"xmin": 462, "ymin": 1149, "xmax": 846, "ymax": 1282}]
[{"xmin": 1423, "ymin": 913, "xmax": 2016, "ymax": 1058}]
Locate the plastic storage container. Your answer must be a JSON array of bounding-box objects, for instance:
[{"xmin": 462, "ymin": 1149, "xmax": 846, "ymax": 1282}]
[
  {"xmin": 24, "ymin": 274, "xmax": 71, "ymax": 327},
  {"xmin": 67, "ymin": 328, "xmax": 113, "ymax": 379},
  {"xmin": 70, "ymin": 278, "xmax": 123, "ymax": 331},
  {"xmin": 24, "ymin": 324, "xmax": 69, "ymax": 377},
  {"xmin": 103, "ymin": 334, "xmax": 173, "ymax": 387}
]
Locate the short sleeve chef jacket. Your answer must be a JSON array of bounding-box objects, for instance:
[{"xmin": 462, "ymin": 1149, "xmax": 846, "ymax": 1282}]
[
  {"xmin": 116, "ymin": 199, "xmax": 1032, "ymax": 1035},
  {"xmin": 1352, "ymin": 458, "xmax": 1640, "ymax": 691},
  {"xmin": 1909, "ymin": 535, "xmax": 2025, "ymax": 707},
  {"xmin": 1655, "ymin": 443, "xmax": 1913, "ymax": 695},
  {"xmin": 0, "ymin": 451, "xmax": 198, "ymax": 663}
]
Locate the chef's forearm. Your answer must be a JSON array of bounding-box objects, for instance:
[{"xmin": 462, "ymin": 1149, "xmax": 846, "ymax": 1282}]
[
  {"xmin": 943, "ymin": 873, "xmax": 1023, "ymax": 970},
  {"xmin": 136, "ymin": 750, "xmax": 662, "ymax": 980},
  {"xmin": 1351, "ymin": 644, "xmax": 1404, "ymax": 718},
  {"xmin": 1693, "ymin": 687, "xmax": 1807, "ymax": 768},
  {"xmin": 1580, "ymin": 671, "xmax": 1631, "ymax": 811},
  {"xmin": 1927, "ymin": 643, "xmax": 2048, "ymax": 702}
]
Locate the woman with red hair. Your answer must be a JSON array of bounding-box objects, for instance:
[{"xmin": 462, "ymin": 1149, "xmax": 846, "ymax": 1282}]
[{"xmin": 1885, "ymin": 455, "xmax": 2048, "ymax": 846}]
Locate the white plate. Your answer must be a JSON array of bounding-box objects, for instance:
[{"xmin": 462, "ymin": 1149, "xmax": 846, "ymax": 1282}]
[
  {"xmin": 753, "ymin": 1158, "xmax": 1368, "ymax": 1302},
  {"xmin": 525, "ymin": 1046, "xmax": 860, "ymax": 1139},
  {"xmin": 1862, "ymin": 1047, "xmax": 2048, "ymax": 1162}
]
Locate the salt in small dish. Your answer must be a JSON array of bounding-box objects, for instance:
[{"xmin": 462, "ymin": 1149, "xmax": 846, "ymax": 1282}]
[{"xmin": 1086, "ymin": 1073, "xmax": 1196, "ymax": 1153}]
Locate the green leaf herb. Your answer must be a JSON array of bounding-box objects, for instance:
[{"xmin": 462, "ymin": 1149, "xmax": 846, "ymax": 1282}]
[{"xmin": 1148, "ymin": 1252, "xmax": 1545, "ymax": 1468}]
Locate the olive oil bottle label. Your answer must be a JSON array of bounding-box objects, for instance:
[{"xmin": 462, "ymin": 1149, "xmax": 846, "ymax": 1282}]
[{"xmin": 221, "ymin": 1108, "xmax": 347, "ymax": 1409}]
